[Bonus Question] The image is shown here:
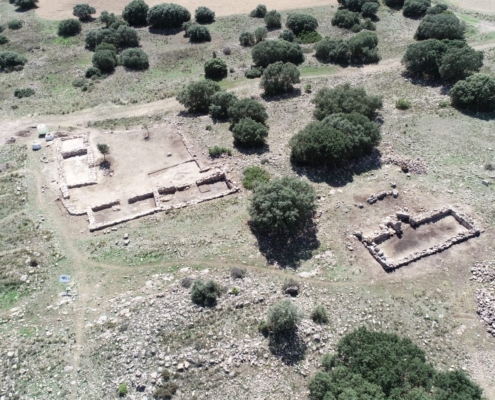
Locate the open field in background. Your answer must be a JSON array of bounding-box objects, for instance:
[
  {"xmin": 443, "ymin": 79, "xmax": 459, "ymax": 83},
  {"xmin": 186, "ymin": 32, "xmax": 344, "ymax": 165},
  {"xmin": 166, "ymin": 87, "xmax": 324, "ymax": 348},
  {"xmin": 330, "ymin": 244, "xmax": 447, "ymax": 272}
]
[{"xmin": 448, "ymin": 0, "xmax": 495, "ymax": 14}]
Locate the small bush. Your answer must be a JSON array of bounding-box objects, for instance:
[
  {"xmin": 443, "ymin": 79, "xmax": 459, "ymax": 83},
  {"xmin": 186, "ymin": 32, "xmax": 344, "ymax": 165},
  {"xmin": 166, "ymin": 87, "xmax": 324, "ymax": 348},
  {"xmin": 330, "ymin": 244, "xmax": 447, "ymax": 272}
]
[
  {"xmin": 111, "ymin": 20, "xmax": 130, "ymax": 30},
  {"xmin": 121, "ymin": 48, "xmax": 149, "ymax": 70},
  {"xmin": 396, "ymin": 98, "xmax": 412, "ymax": 110},
  {"xmin": 92, "ymin": 49, "xmax": 117, "ymax": 72},
  {"xmin": 228, "ymin": 98, "xmax": 268, "ymax": 126},
  {"xmin": 0, "ymin": 35, "xmax": 9, "ymax": 45},
  {"xmin": 298, "ymin": 30, "xmax": 322, "ymax": 44},
  {"xmin": 450, "ymin": 73, "xmax": 495, "ymax": 112},
  {"xmin": 0, "ymin": 26, "xmax": 4, "ymax": 33},
  {"xmin": 332, "ymin": 9, "xmax": 360, "ymax": 30},
  {"xmin": 147, "ymin": 3, "xmax": 191, "ymax": 29},
  {"xmin": 239, "ymin": 31, "xmax": 255, "ymax": 47},
  {"xmin": 13, "ymin": 0, "xmax": 37, "ymax": 10},
  {"xmin": 73, "ymin": 4, "xmax": 96, "ymax": 21},
  {"xmin": 231, "ymin": 267, "xmax": 246, "ymax": 279},
  {"xmin": 250, "ymin": 4, "xmax": 267, "ymax": 18},
  {"xmin": 58, "ymin": 19, "xmax": 82, "ymax": 37},
  {"xmin": 403, "ymin": 0, "xmax": 431, "ymax": 18},
  {"xmin": 180, "ymin": 277, "xmax": 193, "ymax": 288},
  {"xmin": 245, "ymin": 67, "xmax": 263, "ymax": 79},
  {"xmin": 223, "ymin": 46, "xmax": 231, "ymax": 55},
  {"xmin": 348, "ymin": 30, "xmax": 380, "ymax": 64},
  {"xmin": 195, "ymin": 6, "xmax": 215, "ymax": 23},
  {"xmin": 261, "ymin": 61, "xmax": 300, "ymax": 95},
  {"xmin": 153, "ymin": 382, "xmax": 178, "ymax": 399},
  {"xmin": 242, "ymin": 166, "xmax": 269, "ymax": 190},
  {"xmin": 427, "ymin": 3, "xmax": 448, "ymax": 15},
  {"xmin": 204, "ymin": 58, "xmax": 227, "ymax": 80},
  {"xmin": 258, "ymin": 320, "xmax": 270, "ymax": 335},
  {"xmin": 118, "ymin": 383, "xmax": 128, "ymax": 397},
  {"xmin": 100, "ymin": 11, "xmax": 116, "ymax": 27},
  {"xmin": 232, "ymin": 117, "xmax": 269, "ymax": 147},
  {"xmin": 264, "ymin": 10, "xmax": 281, "ymax": 29},
  {"xmin": 360, "ymin": 18, "xmax": 376, "ymax": 31},
  {"xmin": 232, "ymin": 287, "xmax": 240, "ymax": 295},
  {"xmin": 251, "ymin": 39, "xmax": 304, "ymax": 67},
  {"xmin": 286, "ymin": 13, "xmax": 318, "ymax": 35},
  {"xmin": 161, "ymin": 369, "xmax": 171, "ymax": 382},
  {"xmin": 72, "ymin": 78, "xmax": 86, "ymax": 88},
  {"xmin": 95, "ymin": 42, "xmax": 117, "ymax": 54},
  {"xmin": 279, "ymin": 29, "xmax": 294, "ymax": 42},
  {"xmin": 191, "ymin": 279, "xmax": 222, "ymax": 306},
  {"xmin": 305, "ymin": 83, "xmax": 312, "ymax": 93},
  {"xmin": 282, "ymin": 278, "xmax": 300, "ymax": 293},
  {"xmin": 439, "ymin": 100, "xmax": 449, "ymax": 108},
  {"xmin": 8, "ymin": 19, "xmax": 23, "ymax": 30},
  {"xmin": 311, "ymin": 305, "xmax": 329, "ymax": 324},
  {"xmin": 177, "ymin": 80, "xmax": 221, "ymax": 113},
  {"xmin": 362, "ymin": 1, "xmax": 379, "ymax": 16},
  {"xmin": 0, "ymin": 51, "xmax": 27, "ymax": 71},
  {"xmin": 116, "ymin": 25, "xmax": 140, "ymax": 47},
  {"xmin": 14, "ymin": 88, "xmax": 34, "ymax": 98},
  {"xmin": 186, "ymin": 24, "xmax": 211, "ymax": 43},
  {"xmin": 208, "ymin": 146, "xmax": 232, "ymax": 158},
  {"xmin": 209, "ymin": 91, "xmax": 238, "ymax": 119},
  {"xmin": 123, "ymin": 0, "xmax": 149, "ymax": 26},
  {"xmin": 254, "ymin": 26, "xmax": 268, "ymax": 43},
  {"xmin": 267, "ymin": 300, "xmax": 302, "ymax": 333},
  {"xmin": 85, "ymin": 28, "xmax": 119, "ymax": 50}
]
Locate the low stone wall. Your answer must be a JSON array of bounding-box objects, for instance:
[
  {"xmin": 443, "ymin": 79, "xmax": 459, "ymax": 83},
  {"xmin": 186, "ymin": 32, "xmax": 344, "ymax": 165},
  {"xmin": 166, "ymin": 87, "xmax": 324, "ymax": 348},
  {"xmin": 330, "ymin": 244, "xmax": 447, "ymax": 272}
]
[
  {"xmin": 60, "ymin": 198, "xmax": 87, "ymax": 216},
  {"xmin": 128, "ymin": 192, "xmax": 154, "ymax": 204},
  {"xmin": 67, "ymin": 180, "xmax": 97, "ymax": 189},
  {"xmin": 61, "ymin": 147, "xmax": 87, "ymax": 159},
  {"xmin": 196, "ymin": 171, "xmax": 225, "ymax": 186},
  {"xmin": 367, "ymin": 190, "xmax": 398, "ymax": 205},
  {"xmin": 89, "ymin": 208, "xmax": 158, "ymax": 232},
  {"xmin": 157, "ymin": 185, "xmax": 176, "ymax": 195},
  {"xmin": 92, "ymin": 199, "xmax": 121, "ymax": 212}
]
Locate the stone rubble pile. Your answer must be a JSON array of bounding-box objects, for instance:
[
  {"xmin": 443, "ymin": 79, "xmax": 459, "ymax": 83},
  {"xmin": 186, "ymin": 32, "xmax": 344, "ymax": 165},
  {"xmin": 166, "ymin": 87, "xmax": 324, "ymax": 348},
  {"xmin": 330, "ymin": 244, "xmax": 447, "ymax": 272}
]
[
  {"xmin": 381, "ymin": 152, "xmax": 428, "ymax": 174},
  {"xmin": 476, "ymin": 289, "xmax": 495, "ymax": 337}
]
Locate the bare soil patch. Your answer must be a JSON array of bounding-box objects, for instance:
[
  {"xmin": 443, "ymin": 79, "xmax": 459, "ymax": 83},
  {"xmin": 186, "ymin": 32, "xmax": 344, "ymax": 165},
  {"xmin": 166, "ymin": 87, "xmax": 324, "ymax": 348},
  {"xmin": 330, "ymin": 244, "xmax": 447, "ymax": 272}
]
[
  {"xmin": 449, "ymin": 0, "xmax": 495, "ymax": 14},
  {"xmin": 36, "ymin": 0, "xmax": 339, "ymax": 20}
]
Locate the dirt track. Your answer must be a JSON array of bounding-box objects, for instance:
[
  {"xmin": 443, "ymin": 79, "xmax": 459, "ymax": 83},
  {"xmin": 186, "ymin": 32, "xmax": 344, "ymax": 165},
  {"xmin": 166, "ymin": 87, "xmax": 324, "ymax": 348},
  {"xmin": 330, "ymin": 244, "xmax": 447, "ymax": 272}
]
[
  {"xmin": 450, "ymin": 0, "xmax": 495, "ymax": 14},
  {"xmin": 36, "ymin": 0, "xmax": 339, "ymax": 20}
]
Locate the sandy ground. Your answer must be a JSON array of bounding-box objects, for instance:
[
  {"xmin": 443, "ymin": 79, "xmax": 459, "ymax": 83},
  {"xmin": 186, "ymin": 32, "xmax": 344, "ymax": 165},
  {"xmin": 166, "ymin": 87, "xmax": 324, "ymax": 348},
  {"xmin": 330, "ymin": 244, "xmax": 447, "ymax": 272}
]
[
  {"xmin": 450, "ymin": 0, "xmax": 495, "ymax": 14},
  {"xmin": 36, "ymin": 0, "xmax": 339, "ymax": 20}
]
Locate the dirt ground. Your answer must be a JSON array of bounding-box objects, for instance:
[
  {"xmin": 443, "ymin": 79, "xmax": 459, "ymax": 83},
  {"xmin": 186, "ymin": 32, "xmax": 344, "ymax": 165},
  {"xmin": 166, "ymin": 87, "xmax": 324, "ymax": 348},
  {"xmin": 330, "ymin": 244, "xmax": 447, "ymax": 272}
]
[
  {"xmin": 36, "ymin": 0, "xmax": 339, "ymax": 20},
  {"xmin": 450, "ymin": 0, "xmax": 495, "ymax": 14}
]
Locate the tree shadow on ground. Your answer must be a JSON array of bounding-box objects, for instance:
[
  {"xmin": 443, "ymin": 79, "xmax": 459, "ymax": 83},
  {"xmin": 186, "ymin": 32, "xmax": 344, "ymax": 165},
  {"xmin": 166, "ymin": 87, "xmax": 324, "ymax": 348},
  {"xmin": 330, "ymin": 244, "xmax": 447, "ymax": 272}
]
[
  {"xmin": 268, "ymin": 328, "xmax": 307, "ymax": 365},
  {"xmin": 148, "ymin": 27, "xmax": 183, "ymax": 36},
  {"xmin": 235, "ymin": 143, "xmax": 270, "ymax": 155},
  {"xmin": 249, "ymin": 221, "xmax": 319, "ymax": 268},
  {"xmin": 453, "ymin": 108, "xmax": 495, "ymax": 121},
  {"xmin": 401, "ymin": 71, "xmax": 450, "ymax": 94},
  {"xmin": 261, "ymin": 88, "xmax": 302, "ymax": 102},
  {"xmin": 292, "ymin": 148, "xmax": 383, "ymax": 188}
]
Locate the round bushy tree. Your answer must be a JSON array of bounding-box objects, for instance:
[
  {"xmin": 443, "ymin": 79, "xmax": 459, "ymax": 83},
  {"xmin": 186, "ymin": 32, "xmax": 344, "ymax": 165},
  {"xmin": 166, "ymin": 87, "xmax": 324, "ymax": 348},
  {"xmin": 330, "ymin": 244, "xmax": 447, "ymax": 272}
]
[
  {"xmin": 264, "ymin": 10, "xmax": 281, "ymax": 29},
  {"xmin": 315, "ymin": 37, "xmax": 350, "ymax": 63},
  {"xmin": 403, "ymin": 0, "xmax": 431, "ymax": 18},
  {"xmin": 85, "ymin": 66, "xmax": 101, "ymax": 78},
  {"xmin": 414, "ymin": 12, "xmax": 465, "ymax": 40},
  {"xmin": 402, "ymin": 38, "xmax": 447, "ymax": 76},
  {"xmin": 13, "ymin": 0, "xmax": 37, "ymax": 10},
  {"xmin": 209, "ymin": 91, "xmax": 238, "ymax": 119},
  {"xmin": 251, "ymin": 40, "xmax": 304, "ymax": 67},
  {"xmin": 427, "ymin": 3, "xmax": 448, "ymax": 15},
  {"xmin": 195, "ymin": 6, "xmax": 215, "ymax": 23},
  {"xmin": 250, "ymin": 4, "xmax": 267, "ymax": 18},
  {"xmin": 254, "ymin": 26, "xmax": 268, "ymax": 43},
  {"xmin": 249, "ymin": 176, "xmax": 316, "ymax": 234},
  {"xmin": 8, "ymin": 19, "xmax": 22, "ymax": 30},
  {"xmin": 58, "ymin": 19, "xmax": 82, "ymax": 37},
  {"xmin": 123, "ymin": 0, "xmax": 149, "ymax": 26},
  {"xmin": 92, "ymin": 49, "xmax": 117, "ymax": 72},
  {"xmin": 362, "ymin": 2, "xmax": 379, "ymax": 16},
  {"xmin": 73, "ymin": 4, "xmax": 96, "ymax": 21},
  {"xmin": 0, "ymin": 35, "xmax": 9, "ymax": 45},
  {"xmin": 242, "ymin": 166, "xmax": 270, "ymax": 190},
  {"xmin": 177, "ymin": 80, "xmax": 221, "ymax": 113},
  {"xmin": 337, "ymin": 0, "xmax": 380, "ymax": 12},
  {"xmin": 267, "ymin": 300, "xmax": 302, "ymax": 333},
  {"xmin": 439, "ymin": 46, "xmax": 483, "ymax": 81},
  {"xmin": 279, "ymin": 29, "xmax": 294, "ymax": 42},
  {"xmin": 0, "ymin": 51, "xmax": 27, "ymax": 71},
  {"xmin": 450, "ymin": 74, "xmax": 495, "ymax": 111},
  {"xmin": 99, "ymin": 11, "xmax": 116, "ymax": 28},
  {"xmin": 232, "ymin": 117, "xmax": 269, "ymax": 147},
  {"xmin": 85, "ymin": 29, "xmax": 119, "ymax": 50},
  {"xmin": 239, "ymin": 31, "xmax": 255, "ymax": 47},
  {"xmin": 191, "ymin": 279, "xmax": 221, "ymax": 306},
  {"xmin": 332, "ymin": 9, "xmax": 360, "ymax": 30},
  {"xmin": 95, "ymin": 42, "xmax": 117, "ymax": 54},
  {"xmin": 286, "ymin": 14, "xmax": 318, "ymax": 35},
  {"xmin": 348, "ymin": 30, "xmax": 380, "ymax": 63},
  {"xmin": 313, "ymin": 83, "xmax": 382, "ymax": 120},
  {"xmin": 228, "ymin": 98, "xmax": 268, "ymax": 126},
  {"xmin": 187, "ymin": 24, "xmax": 211, "ymax": 42},
  {"xmin": 147, "ymin": 3, "xmax": 191, "ymax": 29},
  {"xmin": 261, "ymin": 61, "xmax": 300, "ymax": 95},
  {"xmin": 116, "ymin": 25, "xmax": 140, "ymax": 47},
  {"xmin": 121, "ymin": 48, "xmax": 149, "ymax": 70},
  {"xmin": 204, "ymin": 58, "xmax": 227, "ymax": 80}
]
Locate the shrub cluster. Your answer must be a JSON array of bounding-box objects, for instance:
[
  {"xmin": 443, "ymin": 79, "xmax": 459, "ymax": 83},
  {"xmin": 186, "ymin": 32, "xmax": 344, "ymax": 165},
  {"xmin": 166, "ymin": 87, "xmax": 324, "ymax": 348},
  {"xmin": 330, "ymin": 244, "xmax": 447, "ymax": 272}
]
[
  {"xmin": 384, "ymin": 0, "xmax": 404, "ymax": 8},
  {"xmin": 244, "ymin": 66, "xmax": 263, "ymax": 79},
  {"xmin": 100, "ymin": 11, "xmax": 116, "ymax": 27},
  {"xmin": 208, "ymin": 91, "xmax": 238, "ymax": 119},
  {"xmin": 85, "ymin": 66, "xmax": 101, "ymax": 78},
  {"xmin": 254, "ymin": 26, "xmax": 268, "ymax": 43},
  {"xmin": 450, "ymin": 74, "xmax": 495, "ymax": 112},
  {"xmin": 308, "ymin": 327, "xmax": 483, "ymax": 400},
  {"xmin": 147, "ymin": 3, "xmax": 191, "ymax": 29},
  {"xmin": 14, "ymin": 88, "xmax": 35, "ymax": 98},
  {"xmin": 0, "ymin": 35, "xmax": 9, "ymax": 45},
  {"xmin": 239, "ymin": 31, "xmax": 255, "ymax": 47},
  {"xmin": 332, "ymin": 10, "xmax": 375, "ymax": 32},
  {"xmin": 58, "ymin": 19, "xmax": 82, "ymax": 37},
  {"xmin": 402, "ymin": 39, "xmax": 483, "ymax": 80},
  {"xmin": 232, "ymin": 118, "xmax": 268, "ymax": 147},
  {"xmin": 85, "ymin": 22, "xmax": 140, "ymax": 50},
  {"xmin": 8, "ymin": 19, "xmax": 23, "ymax": 30},
  {"xmin": 414, "ymin": 11, "xmax": 465, "ymax": 40},
  {"xmin": 228, "ymin": 98, "xmax": 268, "ymax": 126},
  {"xmin": 337, "ymin": 0, "xmax": 379, "ymax": 13},
  {"xmin": 264, "ymin": 10, "xmax": 281, "ymax": 29},
  {"xmin": 177, "ymin": 80, "xmax": 221, "ymax": 113},
  {"xmin": 260, "ymin": 61, "xmax": 300, "ymax": 96},
  {"xmin": 191, "ymin": 279, "xmax": 222, "ymax": 306},
  {"xmin": 298, "ymin": 30, "xmax": 323, "ymax": 44},
  {"xmin": 403, "ymin": 0, "xmax": 431, "ymax": 17},
  {"xmin": 121, "ymin": 48, "xmax": 149, "ymax": 70},
  {"xmin": 0, "ymin": 51, "xmax": 27, "ymax": 72},
  {"xmin": 267, "ymin": 300, "xmax": 302, "ymax": 333},
  {"xmin": 252, "ymin": 39, "xmax": 304, "ymax": 67},
  {"xmin": 311, "ymin": 305, "xmax": 329, "ymax": 324},
  {"xmin": 12, "ymin": 0, "xmax": 37, "ymax": 10},
  {"xmin": 92, "ymin": 49, "xmax": 117, "ymax": 72},
  {"xmin": 250, "ymin": 4, "xmax": 267, "ymax": 18},
  {"xmin": 73, "ymin": 4, "xmax": 96, "ymax": 21},
  {"xmin": 279, "ymin": 29, "xmax": 295, "ymax": 42},
  {"xmin": 286, "ymin": 14, "xmax": 318, "ymax": 35},
  {"xmin": 195, "ymin": 6, "xmax": 215, "ymax": 23},
  {"xmin": 208, "ymin": 146, "xmax": 232, "ymax": 158},
  {"xmin": 242, "ymin": 166, "xmax": 269, "ymax": 190},
  {"xmin": 184, "ymin": 22, "xmax": 211, "ymax": 42},
  {"xmin": 204, "ymin": 58, "xmax": 227, "ymax": 80},
  {"xmin": 315, "ymin": 31, "xmax": 379, "ymax": 65}
]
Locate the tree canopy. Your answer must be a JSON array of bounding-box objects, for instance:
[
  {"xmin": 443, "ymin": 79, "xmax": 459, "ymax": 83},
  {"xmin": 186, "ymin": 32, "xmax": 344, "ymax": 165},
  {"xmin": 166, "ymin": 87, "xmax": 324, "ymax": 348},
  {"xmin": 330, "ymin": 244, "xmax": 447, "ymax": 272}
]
[
  {"xmin": 147, "ymin": 3, "xmax": 191, "ymax": 29},
  {"xmin": 251, "ymin": 39, "xmax": 304, "ymax": 67},
  {"xmin": 176, "ymin": 80, "xmax": 221, "ymax": 113},
  {"xmin": 122, "ymin": 0, "xmax": 149, "ymax": 26},
  {"xmin": 403, "ymin": 0, "xmax": 431, "ymax": 18},
  {"xmin": 414, "ymin": 12, "xmax": 465, "ymax": 40},
  {"xmin": 228, "ymin": 98, "xmax": 268, "ymax": 126},
  {"xmin": 337, "ymin": 0, "xmax": 379, "ymax": 12},
  {"xmin": 260, "ymin": 61, "xmax": 300, "ymax": 95},
  {"xmin": 286, "ymin": 14, "xmax": 318, "ymax": 35},
  {"xmin": 450, "ymin": 74, "xmax": 495, "ymax": 112}
]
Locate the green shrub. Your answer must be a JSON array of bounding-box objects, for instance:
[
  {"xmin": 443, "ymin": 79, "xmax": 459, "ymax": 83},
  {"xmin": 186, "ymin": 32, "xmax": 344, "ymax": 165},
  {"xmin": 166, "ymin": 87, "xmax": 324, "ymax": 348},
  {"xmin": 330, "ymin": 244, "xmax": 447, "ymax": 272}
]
[
  {"xmin": 121, "ymin": 48, "xmax": 149, "ymax": 70},
  {"xmin": 311, "ymin": 305, "xmax": 329, "ymax": 324},
  {"xmin": 118, "ymin": 383, "xmax": 128, "ymax": 397},
  {"xmin": 85, "ymin": 66, "xmax": 101, "ymax": 78},
  {"xmin": 315, "ymin": 37, "xmax": 349, "ymax": 63},
  {"xmin": 73, "ymin": 4, "xmax": 96, "ymax": 21},
  {"xmin": 85, "ymin": 28, "xmax": 119, "ymax": 50},
  {"xmin": 427, "ymin": 3, "xmax": 448, "ymax": 15},
  {"xmin": 254, "ymin": 26, "xmax": 268, "ymax": 43},
  {"xmin": 261, "ymin": 61, "xmax": 300, "ymax": 95},
  {"xmin": 177, "ymin": 80, "xmax": 221, "ymax": 113},
  {"xmin": 332, "ymin": 9, "xmax": 360, "ymax": 30},
  {"xmin": 338, "ymin": 0, "xmax": 380, "ymax": 12},
  {"xmin": 8, "ymin": 19, "xmax": 22, "ymax": 30},
  {"xmin": 92, "ymin": 49, "xmax": 117, "ymax": 72},
  {"xmin": 305, "ymin": 83, "xmax": 312, "ymax": 93},
  {"xmin": 245, "ymin": 66, "xmax": 263, "ymax": 79},
  {"xmin": 439, "ymin": 46, "xmax": 483, "ymax": 81},
  {"xmin": 110, "ymin": 20, "xmax": 130, "ymax": 30},
  {"xmin": 228, "ymin": 98, "xmax": 268, "ymax": 126},
  {"xmin": 290, "ymin": 112, "xmax": 381, "ymax": 166},
  {"xmin": 95, "ymin": 42, "xmax": 117, "ymax": 54},
  {"xmin": 252, "ymin": 39, "xmax": 304, "ymax": 67},
  {"xmin": 267, "ymin": 300, "xmax": 302, "ymax": 333},
  {"xmin": 362, "ymin": 1, "xmax": 379, "ymax": 16},
  {"xmin": 231, "ymin": 267, "xmax": 246, "ymax": 279},
  {"xmin": 298, "ymin": 30, "xmax": 322, "ymax": 44},
  {"xmin": 195, "ymin": 6, "xmax": 215, "ymax": 23},
  {"xmin": 264, "ymin": 10, "xmax": 281, "ymax": 29},
  {"xmin": 116, "ymin": 25, "xmax": 140, "ymax": 47},
  {"xmin": 414, "ymin": 12, "xmax": 465, "ymax": 40},
  {"xmin": 72, "ymin": 78, "xmax": 86, "ymax": 88},
  {"xmin": 308, "ymin": 371, "xmax": 333, "ymax": 400},
  {"xmin": 403, "ymin": 0, "xmax": 431, "ymax": 18},
  {"xmin": 249, "ymin": 176, "xmax": 316, "ymax": 234},
  {"xmin": 384, "ymin": 0, "xmax": 404, "ymax": 8},
  {"xmin": 147, "ymin": 3, "xmax": 191, "ymax": 29},
  {"xmin": 191, "ymin": 279, "xmax": 222, "ymax": 306},
  {"xmin": 439, "ymin": 99, "xmax": 449, "ymax": 108},
  {"xmin": 14, "ymin": 88, "xmax": 34, "ymax": 98},
  {"xmin": 286, "ymin": 13, "xmax": 318, "ymax": 35},
  {"xmin": 279, "ymin": 29, "xmax": 294, "ymax": 42},
  {"xmin": 153, "ymin": 382, "xmax": 178, "ymax": 399},
  {"xmin": 209, "ymin": 91, "xmax": 238, "ymax": 119},
  {"xmin": 100, "ymin": 11, "xmax": 116, "ymax": 27},
  {"xmin": 123, "ymin": 0, "xmax": 149, "ymax": 26},
  {"xmin": 250, "ymin": 4, "xmax": 267, "ymax": 18},
  {"xmin": 186, "ymin": 23, "xmax": 211, "ymax": 42},
  {"xmin": 242, "ymin": 166, "xmax": 269, "ymax": 190},
  {"xmin": 239, "ymin": 31, "xmax": 255, "ymax": 47},
  {"xmin": 450, "ymin": 74, "xmax": 495, "ymax": 112},
  {"xmin": 161, "ymin": 369, "xmax": 171, "ymax": 382},
  {"xmin": 0, "ymin": 35, "xmax": 9, "ymax": 45},
  {"xmin": 313, "ymin": 83, "xmax": 382, "ymax": 120},
  {"xmin": 208, "ymin": 146, "xmax": 232, "ymax": 158},
  {"xmin": 58, "ymin": 18, "xmax": 82, "ymax": 37},
  {"xmin": 12, "ymin": 0, "xmax": 37, "ymax": 10},
  {"xmin": 0, "ymin": 51, "xmax": 27, "ymax": 71},
  {"xmin": 204, "ymin": 58, "xmax": 227, "ymax": 80},
  {"xmin": 258, "ymin": 320, "xmax": 270, "ymax": 335},
  {"xmin": 348, "ymin": 30, "xmax": 380, "ymax": 63},
  {"xmin": 232, "ymin": 118, "xmax": 269, "ymax": 147},
  {"xmin": 360, "ymin": 18, "xmax": 376, "ymax": 31},
  {"xmin": 396, "ymin": 98, "xmax": 412, "ymax": 110},
  {"xmin": 0, "ymin": 26, "xmax": 4, "ymax": 33}
]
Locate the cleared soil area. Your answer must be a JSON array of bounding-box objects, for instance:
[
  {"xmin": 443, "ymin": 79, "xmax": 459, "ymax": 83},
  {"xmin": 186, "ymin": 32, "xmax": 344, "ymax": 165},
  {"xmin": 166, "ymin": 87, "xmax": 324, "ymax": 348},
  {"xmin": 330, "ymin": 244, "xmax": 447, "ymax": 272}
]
[
  {"xmin": 379, "ymin": 215, "xmax": 469, "ymax": 262},
  {"xmin": 36, "ymin": 0, "xmax": 339, "ymax": 20},
  {"xmin": 450, "ymin": 0, "xmax": 495, "ymax": 14},
  {"xmin": 63, "ymin": 154, "xmax": 90, "ymax": 186}
]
